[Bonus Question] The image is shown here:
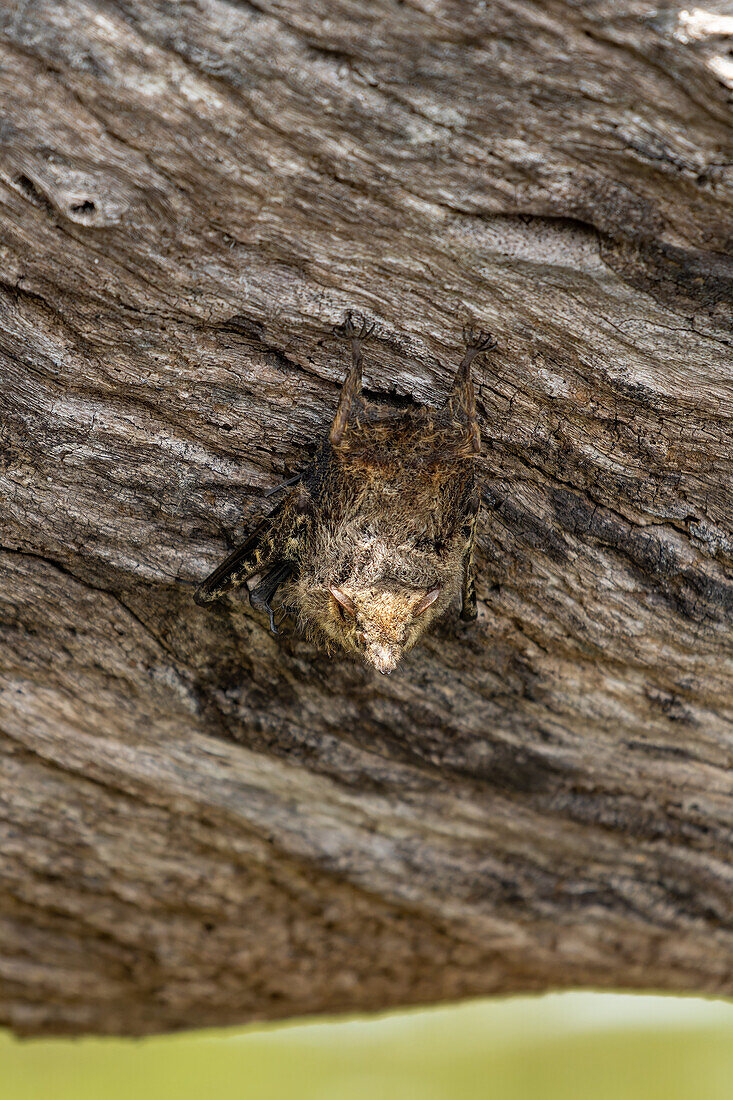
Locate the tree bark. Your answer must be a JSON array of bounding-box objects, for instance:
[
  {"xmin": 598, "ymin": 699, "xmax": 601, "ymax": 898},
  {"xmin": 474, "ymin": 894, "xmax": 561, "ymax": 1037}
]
[{"xmin": 1, "ymin": 0, "xmax": 733, "ymax": 1036}]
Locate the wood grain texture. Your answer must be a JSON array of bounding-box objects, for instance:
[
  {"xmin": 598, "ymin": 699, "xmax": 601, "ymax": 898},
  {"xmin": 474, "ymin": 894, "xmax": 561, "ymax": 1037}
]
[{"xmin": 1, "ymin": 0, "xmax": 733, "ymax": 1035}]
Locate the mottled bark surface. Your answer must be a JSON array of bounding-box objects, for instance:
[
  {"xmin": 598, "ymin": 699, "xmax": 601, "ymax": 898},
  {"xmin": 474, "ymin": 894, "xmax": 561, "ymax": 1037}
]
[{"xmin": 1, "ymin": 0, "xmax": 733, "ymax": 1036}]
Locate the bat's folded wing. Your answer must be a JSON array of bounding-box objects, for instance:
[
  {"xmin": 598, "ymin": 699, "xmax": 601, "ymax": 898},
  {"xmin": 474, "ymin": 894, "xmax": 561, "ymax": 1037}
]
[{"xmin": 194, "ymin": 502, "xmax": 286, "ymax": 606}]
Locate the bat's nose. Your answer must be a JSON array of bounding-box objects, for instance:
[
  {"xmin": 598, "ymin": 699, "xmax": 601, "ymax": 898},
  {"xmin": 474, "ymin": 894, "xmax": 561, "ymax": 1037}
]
[{"xmin": 366, "ymin": 644, "xmax": 399, "ymax": 675}]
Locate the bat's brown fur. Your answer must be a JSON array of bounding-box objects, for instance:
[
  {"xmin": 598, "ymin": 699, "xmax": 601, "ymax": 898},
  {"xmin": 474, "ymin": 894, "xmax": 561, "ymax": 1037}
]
[{"xmin": 195, "ymin": 314, "xmax": 496, "ymax": 674}]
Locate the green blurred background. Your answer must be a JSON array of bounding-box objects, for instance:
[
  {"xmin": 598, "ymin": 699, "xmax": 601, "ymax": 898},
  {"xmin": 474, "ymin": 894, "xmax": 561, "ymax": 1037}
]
[{"xmin": 3, "ymin": 993, "xmax": 733, "ymax": 1100}]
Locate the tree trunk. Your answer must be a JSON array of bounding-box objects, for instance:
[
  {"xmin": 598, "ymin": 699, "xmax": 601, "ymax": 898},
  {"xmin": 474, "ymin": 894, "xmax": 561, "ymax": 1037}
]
[{"xmin": 1, "ymin": 0, "xmax": 733, "ymax": 1036}]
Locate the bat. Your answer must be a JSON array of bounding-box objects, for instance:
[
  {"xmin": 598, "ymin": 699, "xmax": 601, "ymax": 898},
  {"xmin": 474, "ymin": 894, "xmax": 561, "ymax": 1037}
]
[{"xmin": 195, "ymin": 313, "xmax": 496, "ymax": 674}]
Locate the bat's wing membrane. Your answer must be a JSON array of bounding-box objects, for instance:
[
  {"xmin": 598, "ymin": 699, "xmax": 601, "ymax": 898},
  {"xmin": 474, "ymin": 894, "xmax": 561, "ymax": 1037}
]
[
  {"xmin": 194, "ymin": 500, "xmax": 287, "ymax": 606},
  {"xmin": 194, "ymin": 469, "xmax": 322, "ymax": 607}
]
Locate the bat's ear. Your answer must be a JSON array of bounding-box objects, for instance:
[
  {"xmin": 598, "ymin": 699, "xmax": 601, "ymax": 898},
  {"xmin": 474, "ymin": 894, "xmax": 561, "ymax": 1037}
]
[
  {"xmin": 414, "ymin": 586, "xmax": 441, "ymax": 615},
  {"xmin": 329, "ymin": 586, "xmax": 357, "ymax": 617}
]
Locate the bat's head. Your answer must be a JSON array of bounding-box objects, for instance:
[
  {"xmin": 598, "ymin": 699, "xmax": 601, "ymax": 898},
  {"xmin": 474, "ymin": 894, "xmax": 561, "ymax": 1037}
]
[{"xmin": 327, "ymin": 583, "xmax": 444, "ymax": 673}]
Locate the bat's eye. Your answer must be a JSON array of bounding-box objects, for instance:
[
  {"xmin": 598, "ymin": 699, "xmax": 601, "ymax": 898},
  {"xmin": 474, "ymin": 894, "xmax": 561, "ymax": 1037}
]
[
  {"xmin": 414, "ymin": 586, "xmax": 441, "ymax": 615},
  {"xmin": 329, "ymin": 586, "xmax": 357, "ymax": 618}
]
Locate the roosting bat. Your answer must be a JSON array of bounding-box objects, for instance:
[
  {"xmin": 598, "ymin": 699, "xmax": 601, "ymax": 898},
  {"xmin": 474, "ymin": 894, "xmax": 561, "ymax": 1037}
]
[{"xmin": 195, "ymin": 314, "xmax": 496, "ymax": 674}]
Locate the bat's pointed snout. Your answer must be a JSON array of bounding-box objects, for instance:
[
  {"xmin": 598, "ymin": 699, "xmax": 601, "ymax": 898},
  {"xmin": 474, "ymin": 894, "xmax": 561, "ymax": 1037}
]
[{"xmin": 366, "ymin": 644, "xmax": 400, "ymax": 675}]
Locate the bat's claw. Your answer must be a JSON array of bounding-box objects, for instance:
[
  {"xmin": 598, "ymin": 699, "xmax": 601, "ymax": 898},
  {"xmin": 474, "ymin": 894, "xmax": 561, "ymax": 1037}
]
[
  {"xmin": 250, "ymin": 595, "xmax": 280, "ymax": 635},
  {"xmin": 249, "ymin": 585, "xmax": 282, "ymax": 635},
  {"xmin": 462, "ymin": 324, "xmax": 498, "ymax": 353},
  {"xmin": 333, "ymin": 310, "xmax": 375, "ymax": 343}
]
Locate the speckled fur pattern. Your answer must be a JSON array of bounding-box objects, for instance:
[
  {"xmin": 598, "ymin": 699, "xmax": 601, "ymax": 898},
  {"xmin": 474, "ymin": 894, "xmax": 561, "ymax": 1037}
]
[{"xmin": 195, "ymin": 316, "xmax": 496, "ymax": 673}]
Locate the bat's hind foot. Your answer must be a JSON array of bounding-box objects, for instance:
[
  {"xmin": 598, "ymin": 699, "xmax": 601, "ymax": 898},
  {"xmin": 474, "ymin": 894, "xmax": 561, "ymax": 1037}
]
[
  {"xmin": 333, "ymin": 310, "xmax": 375, "ymax": 343},
  {"xmin": 462, "ymin": 324, "xmax": 497, "ymax": 354}
]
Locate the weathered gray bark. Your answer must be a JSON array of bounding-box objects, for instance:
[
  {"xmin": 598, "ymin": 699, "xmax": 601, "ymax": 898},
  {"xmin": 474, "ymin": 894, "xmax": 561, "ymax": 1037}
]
[{"xmin": 1, "ymin": 0, "xmax": 733, "ymax": 1036}]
